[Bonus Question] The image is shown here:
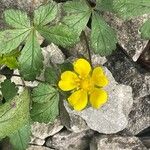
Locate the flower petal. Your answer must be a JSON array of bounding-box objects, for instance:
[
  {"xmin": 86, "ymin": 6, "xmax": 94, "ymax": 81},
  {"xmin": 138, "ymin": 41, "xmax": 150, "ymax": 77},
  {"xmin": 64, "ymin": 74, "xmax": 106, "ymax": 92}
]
[
  {"xmin": 73, "ymin": 58, "xmax": 91, "ymax": 78},
  {"xmin": 58, "ymin": 71, "xmax": 79, "ymax": 91},
  {"xmin": 90, "ymin": 88, "xmax": 108, "ymax": 109},
  {"xmin": 92, "ymin": 67, "xmax": 108, "ymax": 87},
  {"xmin": 68, "ymin": 90, "xmax": 88, "ymax": 111}
]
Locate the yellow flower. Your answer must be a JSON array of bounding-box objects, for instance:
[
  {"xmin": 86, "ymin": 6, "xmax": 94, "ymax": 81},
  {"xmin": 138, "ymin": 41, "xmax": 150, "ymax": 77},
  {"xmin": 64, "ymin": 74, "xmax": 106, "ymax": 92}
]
[{"xmin": 58, "ymin": 58, "xmax": 109, "ymax": 111}]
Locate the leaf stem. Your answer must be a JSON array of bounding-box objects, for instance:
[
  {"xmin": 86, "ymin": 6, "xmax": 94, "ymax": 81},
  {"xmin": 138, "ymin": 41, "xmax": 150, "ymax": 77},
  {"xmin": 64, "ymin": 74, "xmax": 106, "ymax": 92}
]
[{"xmin": 82, "ymin": 31, "xmax": 92, "ymax": 67}]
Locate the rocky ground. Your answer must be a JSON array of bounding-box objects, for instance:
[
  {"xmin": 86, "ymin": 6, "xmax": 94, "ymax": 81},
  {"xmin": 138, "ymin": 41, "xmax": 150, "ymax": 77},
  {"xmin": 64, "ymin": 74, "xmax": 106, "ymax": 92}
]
[{"xmin": 0, "ymin": 0, "xmax": 150, "ymax": 150}]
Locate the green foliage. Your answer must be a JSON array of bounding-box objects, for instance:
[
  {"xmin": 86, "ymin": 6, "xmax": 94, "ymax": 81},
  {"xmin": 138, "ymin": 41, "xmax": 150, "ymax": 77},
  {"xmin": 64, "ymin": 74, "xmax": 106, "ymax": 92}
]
[
  {"xmin": 37, "ymin": 24, "xmax": 79, "ymax": 48},
  {"xmin": 113, "ymin": 0, "xmax": 150, "ymax": 20},
  {"xmin": 63, "ymin": 0, "xmax": 91, "ymax": 35},
  {"xmin": 31, "ymin": 83, "xmax": 59, "ymax": 123},
  {"xmin": 4, "ymin": 9, "xmax": 30, "ymax": 28},
  {"xmin": 34, "ymin": 1, "xmax": 58, "ymax": 26},
  {"xmin": 0, "ymin": 50, "xmax": 20, "ymax": 69},
  {"xmin": 9, "ymin": 123, "xmax": 31, "ymax": 150},
  {"xmin": 1, "ymin": 79, "xmax": 18, "ymax": 101},
  {"xmin": 0, "ymin": 29, "xmax": 31, "ymax": 54},
  {"xmin": 140, "ymin": 19, "xmax": 150, "ymax": 39},
  {"xmin": 19, "ymin": 29, "xmax": 44, "ymax": 80},
  {"xmin": 44, "ymin": 66, "xmax": 58, "ymax": 84},
  {"xmin": 0, "ymin": 89, "xmax": 30, "ymax": 139},
  {"xmin": 91, "ymin": 12, "xmax": 117, "ymax": 56}
]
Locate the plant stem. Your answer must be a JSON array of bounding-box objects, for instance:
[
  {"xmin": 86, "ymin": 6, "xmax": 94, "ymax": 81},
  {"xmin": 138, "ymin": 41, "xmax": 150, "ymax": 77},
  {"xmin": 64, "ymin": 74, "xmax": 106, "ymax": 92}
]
[{"xmin": 82, "ymin": 31, "xmax": 92, "ymax": 67}]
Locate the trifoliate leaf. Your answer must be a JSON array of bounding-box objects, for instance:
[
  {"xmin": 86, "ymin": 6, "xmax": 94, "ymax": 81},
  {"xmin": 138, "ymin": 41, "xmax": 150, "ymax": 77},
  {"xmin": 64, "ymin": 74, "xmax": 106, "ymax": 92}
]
[
  {"xmin": 0, "ymin": 29, "xmax": 31, "ymax": 54},
  {"xmin": 0, "ymin": 50, "xmax": 20, "ymax": 69},
  {"xmin": 31, "ymin": 84, "xmax": 59, "ymax": 123},
  {"xmin": 4, "ymin": 9, "xmax": 30, "ymax": 28},
  {"xmin": 37, "ymin": 24, "xmax": 79, "ymax": 48},
  {"xmin": 91, "ymin": 12, "xmax": 117, "ymax": 56},
  {"xmin": 44, "ymin": 66, "xmax": 58, "ymax": 84},
  {"xmin": 0, "ymin": 89, "xmax": 30, "ymax": 139},
  {"xmin": 62, "ymin": 0, "xmax": 91, "ymax": 35},
  {"xmin": 1, "ymin": 79, "xmax": 18, "ymax": 102},
  {"xmin": 9, "ymin": 123, "xmax": 31, "ymax": 150},
  {"xmin": 140, "ymin": 19, "xmax": 150, "ymax": 40},
  {"xmin": 32, "ymin": 83, "xmax": 57, "ymax": 103},
  {"xmin": 113, "ymin": 0, "xmax": 150, "ymax": 20},
  {"xmin": 19, "ymin": 30, "xmax": 44, "ymax": 81},
  {"xmin": 34, "ymin": 1, "xmax": 58, "ymax": 26}
]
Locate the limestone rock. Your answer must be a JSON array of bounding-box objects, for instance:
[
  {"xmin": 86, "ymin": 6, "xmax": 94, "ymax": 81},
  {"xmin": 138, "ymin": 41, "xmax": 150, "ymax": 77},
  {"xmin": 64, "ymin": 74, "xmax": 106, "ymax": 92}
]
[
  {"xmin": 105, "ymin": 49, "xmax": 150, "ymax": 135},
  {"xmin": 31, "ymin": 119, "xmax": 63, "ymax": 140},
  {"xmin": 64, "ymin": 67, "xmax": 133, "ymax": 134},
  {"xmin": 30, "ymin": 135, "xmax": 45, "ymax": 146},
  {"xmin": 103, "ymin": 12, "xmax": 150, "ymax": 61},
  {"xmin": 90, "ymin": 135, "xmax": 148, "ymax": 150},
  {"xmin": 46, "ymin": 130, "xmax": 94, "ymax": 150}
]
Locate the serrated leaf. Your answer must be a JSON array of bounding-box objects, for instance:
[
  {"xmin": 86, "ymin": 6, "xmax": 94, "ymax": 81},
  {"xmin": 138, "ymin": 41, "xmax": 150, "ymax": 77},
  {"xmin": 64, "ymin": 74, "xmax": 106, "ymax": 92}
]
[
  {"xmin": 34, "ymin": 1, "xmax": 58, "ymax": 26},
  {"xmin": 0, "ymin": 89, "xmax": 30, "ymax": 139},
  {"xmin": 32, "ymin": 83, "xmax": 57, "ymax": 103},
  {"xmin": 113, "ymin": 0, "xmax": 150, "ymax": 20},
  {"xmin": 140, "ymin": 19, "xmax": 150, "ymax": 39},
  {"xmin": 4, "ymin": 9, "xmax": 30, "ymax": 28},
  {"xmin": 62, "ymin": 0, "xmax": 91, "ymax": 35},
  {"xmin": 0, "ymin": 29, "xmax": 31, "ymax": 54},
  {"xmin": 9, "ymin": 123, "xmax": 31, "ymax": 150},
  {"xmin": 91, "ymin": 12, "xmax": 117, "ymax": 56},
  {"xmin": 19, "ymin": 30, "xmax": 44, "ymax": 80},
  {"xmin": 37, "ymin": 24, "xmax": 79, "ymax": 48},
  {"xmin": 44, "ymin": 66, "xmax": 58, "ymax": 84},
  {"xmin": 1, "ymin": 79, "xmax": 18, "ymax": 101},
  {"xmin": 0, "ymin": 50, "xmax": 20, "ymax": 69},
  {"xmin": 31, "ymin": 84, "xmax": 59, "ymax": 123}
]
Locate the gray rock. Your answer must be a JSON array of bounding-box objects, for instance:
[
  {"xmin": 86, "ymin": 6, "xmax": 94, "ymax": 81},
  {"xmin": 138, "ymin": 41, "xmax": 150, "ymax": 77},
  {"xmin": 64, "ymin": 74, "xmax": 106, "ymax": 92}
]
[
  {"xmin": 27, "ymin": 145, "xmax": 53, "ymax": 150},
  {"xmin": 30, "ymin": 135, "xmax": 45, "ymax": 146},
  {"xmin": 103, "ymin": 12, "xmax": 150, "ymax": 61},
  {"xmin": 64, "ymin": 67, "xmax": 133, "ymax": 134},
  {"xmin": 31, "ymin": 119, "xmax": 63, "ymax": 140},
  {"xmin": 105, "ymin": 49, "xmax": 150, "ymax": 135},
  {"xmin": 46, "ymin": 129, "xmax": 94, "ymax": 150},
  {"xmin": 1, "ymin": 0, "xmax": 44, "ymax": 12},
  {"xmin": 42, "ymin": 44, "xmax": 65, "ymax": 65},
  {"xmin": 90, "ymin": 135, "xmax": 148, "ymax": 150}
]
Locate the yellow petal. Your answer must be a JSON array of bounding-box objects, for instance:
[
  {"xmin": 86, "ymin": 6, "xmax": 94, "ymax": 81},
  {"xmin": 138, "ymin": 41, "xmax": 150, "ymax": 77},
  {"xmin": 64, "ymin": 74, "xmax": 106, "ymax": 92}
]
[
  {"xmin": 73, "ymin": 58, "xmax": 91, "ymax": 78},
  {"xmin": 68, "ymin": 90, "xmax": 88, "ymax": 111},
  {"xmin": 58, "ymin": 71, "xmax": 79, "ymax": 91},
  {"xmin": 92, "ymin": 67, "xmax": 108, "ymax": 87},
  {"xmin": 90, "ymin": 88, "xmax": 108, "ymax": 109}
]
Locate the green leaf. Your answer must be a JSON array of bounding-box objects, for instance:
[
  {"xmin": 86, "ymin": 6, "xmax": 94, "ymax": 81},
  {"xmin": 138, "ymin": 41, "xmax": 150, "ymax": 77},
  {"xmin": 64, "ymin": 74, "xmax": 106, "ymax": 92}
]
[
  {"xmin": 19, "ymin": 29, "xmax": 44, "ymax": 80},
  {"xmin": 0, "ymin": 89, "xmax": 30, "ymax": 139},
  {"xmin": 62, "ymin": 0, "xmax": 91, "ymax": 35},
  {"xmin": 32, "ymin": 83, "xmax": 58, "ymax": 103},
  {"xmin": 140, "ymin": 19, "xmax": 150, "ymax": 39},
  {"xmin": 91, "ymin": 12, "xmax": 117, "ymax": 56},
  {"xmin": 34, "ymin": 1, "xmax": 58, "ymax": 26},
  {"xmin": 1, "ymin": 79, "xmax": 18, "ymax": 101},
  {"xmin": 9, "ymin": 123, "xmax": 31, "ymax": 150},
  {"xmin": 0, "ymin": 29, "xmax": 31, "ymax": 54},
  {"xmin": 96, "ymin": 0, "xmax": 114, "ymax": 12},
  {"xmin": 0, "ymin": 50, "xmax": 20, "ymax": 69},
  {"xmin": 37, "ymin": 24, "xmax": 79, "ymax": 48},
  {"xmin": 4, "ymin": 9, "xmax": 30, "ymax": 28},
  {"xmin": 58, "ymin": 61, "xmax": 73, "ymax": 73},
  {"xmin": 113, "ymin": 0, "xmax": 150, "ymax": 20},
  {"xmin": 44, "ymin": 66, "xmax": 58, "ymax": 84},
  {"xmin": 31, "ymin": 84, "xmax": 59, "ymax": 123}
]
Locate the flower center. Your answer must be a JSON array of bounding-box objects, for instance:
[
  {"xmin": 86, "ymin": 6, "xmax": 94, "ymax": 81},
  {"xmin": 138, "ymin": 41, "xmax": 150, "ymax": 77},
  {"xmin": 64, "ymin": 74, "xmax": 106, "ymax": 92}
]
[{"xmin": 80, "ymin": 77, "xmax": 94, "ymax": 92}]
